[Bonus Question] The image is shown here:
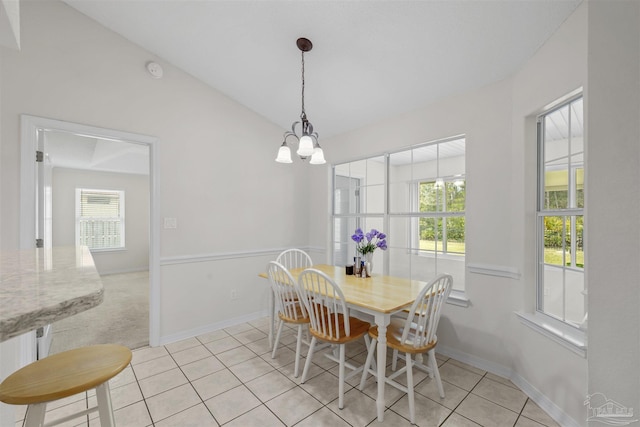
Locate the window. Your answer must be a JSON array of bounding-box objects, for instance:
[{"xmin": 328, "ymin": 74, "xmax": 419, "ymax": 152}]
[
  {"xmin": 76, "ymin": 188, "xmax": 125, "ymax": 250},
  {"xmin": 332, "ymin": 156, "xmax": 386, "ymax": 268},
  {"xmin": 537, "ymin": 95, "xmax": 585, "ymax": 328},
  {"xmin": 415, "ymin": 169, "xmax": 466, "ymax": 255},
  {"xmin": 332, "ymin": 136, "xmax": 466, "ymax": 292}
]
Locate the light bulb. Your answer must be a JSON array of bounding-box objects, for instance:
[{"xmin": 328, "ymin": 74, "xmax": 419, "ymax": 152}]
[
  {"xmin": 296, "ymin": 135, "xmax": 315, "ymax": 157},
  {"xmin": 310, "ymin": 147, "xmax": 326, "ymax": 165},
  {"xmin": 275, "ymin": 144, "xmax": 293, "ymax": 163}
]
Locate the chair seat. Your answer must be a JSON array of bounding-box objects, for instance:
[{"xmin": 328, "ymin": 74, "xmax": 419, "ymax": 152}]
[
  {"xmin": 278, "ymin": 305, "xmax": 310, "ymax": 324},
  {"xmin": 0, "ymin": 344, "xmax": 132, "ymax": 405},
  {"xmin": 310, "ymin": 312, "xmax": 370, "ymax": 344},
  {"xmin": 369, "ymin": 318, "xmax": 436, "ymax": 355}
]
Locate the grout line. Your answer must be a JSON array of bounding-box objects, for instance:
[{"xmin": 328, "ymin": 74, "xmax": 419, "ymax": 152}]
[
  {"xmin": 48, "ymin": 317, "xmax": 553, "ymax": 427},
  {"xmin": 128, "ymin": 359, "xmax": 155, "ymax": 426},
  {"xmin": 512, "ymin": 397, "xmax": 531, "ymax": 427},
  {"xmin": 433, "ymin": 359, "xmax": 476, "ymax": 426},
  {"xmin": 194, "ymin": 323, "xmax": 295, "ymax": 426}
]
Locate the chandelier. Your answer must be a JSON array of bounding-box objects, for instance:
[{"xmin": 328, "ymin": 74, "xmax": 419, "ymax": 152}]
[{"xmin": 275, "ymin": 37, "xmax": 326, "ymax": 165}]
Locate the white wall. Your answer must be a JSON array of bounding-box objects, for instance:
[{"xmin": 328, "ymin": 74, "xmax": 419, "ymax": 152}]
[
  {"xmin": 3, "ymin": 2, "xmax": 638, "ymax": 425},
  {"xmin": 0, "ymin": 0, "xmax": 20, "ymax": 50},
  {"xmin": 312, "ymin": 3, "xmax": 589, "ymax": 425},
  {"xmin": 0, "ymin": 0, "xmax": 310, "ymax": 344},
  {"xmin": 508, "ymin": 4, "xmax": 588, "ymax": 424},
  {"xmin": 0, "ymin": 31, "xmax": 10, "ymax": 427},
  {"xmin": 52, "ymin": 168, "xmax": 149, "ymax": 274},
  {"xmin": 0, "ymin": 29, "xmax": 3, "ymax": 254},
  {"xmin": 587, "ymin": 1, "xmax": 640, "ymax": 423}
]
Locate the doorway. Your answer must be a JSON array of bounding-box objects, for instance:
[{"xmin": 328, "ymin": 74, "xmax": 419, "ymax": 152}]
[{"xmin": 19, "ymin": 115, "xmax": 161, "ymax": 348}]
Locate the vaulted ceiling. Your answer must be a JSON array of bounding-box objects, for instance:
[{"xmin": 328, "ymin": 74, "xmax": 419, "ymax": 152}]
[{"xmin": 63, "ymin": 0, "xmax": 581, "ymax": 140}]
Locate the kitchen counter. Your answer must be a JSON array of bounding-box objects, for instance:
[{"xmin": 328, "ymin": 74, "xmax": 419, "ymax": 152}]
[{"xmin": 0, "ymin": 246, "xmax": 103, "ymax": 342}]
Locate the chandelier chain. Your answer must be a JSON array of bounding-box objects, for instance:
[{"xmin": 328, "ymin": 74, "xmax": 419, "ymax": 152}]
[{"xmin": 301, "ymin": 50, "xmax": 306, "ymax": 119}]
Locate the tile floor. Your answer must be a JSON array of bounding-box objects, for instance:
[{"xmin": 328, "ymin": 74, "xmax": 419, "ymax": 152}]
[{"xmin": 15, "ymin": 317, "xmax": 561, "ymax": 427}]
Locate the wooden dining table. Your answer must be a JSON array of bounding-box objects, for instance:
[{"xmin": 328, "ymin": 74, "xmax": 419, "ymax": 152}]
[{"xmin": 260, "ymin": 263, "xmax": 426, "ymax": 422}]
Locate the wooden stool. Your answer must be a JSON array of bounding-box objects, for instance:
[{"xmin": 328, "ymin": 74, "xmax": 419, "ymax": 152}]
[{"xmin": 0, "ymin": 344, "xmax": 132, "ymax": 427}]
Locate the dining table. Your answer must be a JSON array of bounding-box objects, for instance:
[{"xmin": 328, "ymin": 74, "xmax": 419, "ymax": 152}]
[{"xmin": 260, "ymin": 263, "xmax": 426, "ymax": 422}]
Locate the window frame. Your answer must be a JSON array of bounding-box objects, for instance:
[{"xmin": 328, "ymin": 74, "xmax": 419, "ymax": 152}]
[
  {"xmin": 410, "ymin": 177, "xmax": 466, "ymax": 257},
  {"xmin": 331, "ymin": 136, "xmax": 468, "ymax": 304},
  {"xmin": 536, "ymin": 92, "xmax": 585, "ymax": 330},
  {"xmin": 75, "ymin": 188, "xmax": 126, "ymax": 251}
]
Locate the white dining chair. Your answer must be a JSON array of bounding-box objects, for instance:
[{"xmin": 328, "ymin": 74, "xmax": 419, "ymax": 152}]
[
  {"xmin": 276, "ymin": 248, "xmax": 313, "ymax": 270},
  {"xmin": 269, "ymin": 248, "xmax": 314, "ymax": 347},
  {"xmin": 359, "ymin": 273, "xmax": 453, "ymax": 424},
  {"xmin": 297, "ymin": 268, "xmax": 371, "ymax": 409},
  {"xmin": 266, "ymin": 261, "xmax": 310, "ymax": 378}
]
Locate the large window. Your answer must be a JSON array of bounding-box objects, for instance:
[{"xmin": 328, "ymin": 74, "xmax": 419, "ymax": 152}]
[
  {"xmin": 537, "ymin": 95, "xmax": 585, "ymax": 327},
  {"xmin": 332, "ymin": 136, "xmax": 466, "ymax": 291},
  {"xmin": 415, "ymin": 170, "xmax": 466, "ymax": 255},
  {"xmin": 76, "ymin": 188, "xmax": 125, "ymax": 250}
]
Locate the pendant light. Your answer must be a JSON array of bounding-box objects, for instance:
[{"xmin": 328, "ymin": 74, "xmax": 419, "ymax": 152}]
[{"xmin": 275, "ymin": 37, "xmax": 326, "ymax": 165}]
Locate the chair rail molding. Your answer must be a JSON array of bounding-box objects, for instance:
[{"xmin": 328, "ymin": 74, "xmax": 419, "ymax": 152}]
[
  {"xmin": 467, "ymin": 262, "xmax": 520, "ymax": 280},
  {"xmin": 160, "ymin": 246, "xmax": 324, "ymax": 266}
]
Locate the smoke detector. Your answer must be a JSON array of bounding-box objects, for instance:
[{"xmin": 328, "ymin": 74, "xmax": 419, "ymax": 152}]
[{"xmin": 146, "ymin": 61, "xmax": 163, "ymax": 79}]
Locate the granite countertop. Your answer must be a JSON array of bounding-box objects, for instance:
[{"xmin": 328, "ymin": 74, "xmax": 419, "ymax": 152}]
[{"xmin": 0, "ymin": 246, "xmax": 104, "ymax": 342}]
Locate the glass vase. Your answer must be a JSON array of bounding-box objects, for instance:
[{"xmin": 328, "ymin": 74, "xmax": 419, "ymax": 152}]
[{"xmin": 365, "ymin": 253, "xmax": 373, "ymax": 277}]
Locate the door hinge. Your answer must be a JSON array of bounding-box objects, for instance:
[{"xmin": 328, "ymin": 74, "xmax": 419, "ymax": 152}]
[
  {"xmin": 36, "ymin": 151, "xmax": 44, "ymax": 162},
  {"xmin": 36, "ymin": 238, "xmax": 44, "ymax": 248}
]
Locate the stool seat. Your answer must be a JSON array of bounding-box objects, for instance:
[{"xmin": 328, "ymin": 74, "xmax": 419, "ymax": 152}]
[{"xmin": 0, "ymin": 344, "xmax": 132, "ymax": 427}]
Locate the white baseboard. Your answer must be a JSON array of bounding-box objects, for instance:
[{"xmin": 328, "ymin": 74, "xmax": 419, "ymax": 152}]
[
  {"xmin": 437, "ymin": 344, "xmax": 582, "ymax": 427},
  {"xmin": 157, "ymin": 309, "xmax": 270, "ymax": 346},
  {"xmin": 511, "ymin": 375, "xmax": 583, "ymax": 427}
]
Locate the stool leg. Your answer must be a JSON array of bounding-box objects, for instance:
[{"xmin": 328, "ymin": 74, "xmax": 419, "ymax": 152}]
[
  {"xmin": 24, "ymin": 403, "xmax": 46, "ymax": 427},
  {"xmin": 95, "ymin": 382, "xmax": 116, "ymax": 427}
]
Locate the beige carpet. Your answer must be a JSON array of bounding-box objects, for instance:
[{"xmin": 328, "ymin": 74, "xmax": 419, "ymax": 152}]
[{"xmin": 49, "ymin": 271, "xmax": 149, "ymax": 354}]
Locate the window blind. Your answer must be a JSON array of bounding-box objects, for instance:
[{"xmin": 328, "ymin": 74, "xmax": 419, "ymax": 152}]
[{"xmin": 76, "ymin": 189, "xmax": 125, "ymax": 250}]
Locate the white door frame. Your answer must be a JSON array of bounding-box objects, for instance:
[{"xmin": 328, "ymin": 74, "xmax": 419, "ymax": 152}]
[{"xmin": 19, "ymin": 114, "xmax": 161, "ymax": 347}]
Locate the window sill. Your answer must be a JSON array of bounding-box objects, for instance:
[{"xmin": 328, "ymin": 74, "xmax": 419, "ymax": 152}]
[
  {"xmin": 89, "ymin": 247, "xmax": 126, "ymax": 253},
  {"xmin": 416, "ymin": 251, "xmax": 465, "ymax": 261},
  {"xmin": 515, "ymin": 311, "xmax": 587, "ymax": 357},
  {"xmin": 447, "ymin": 289, "xmax": 471, "ymax": 307}
]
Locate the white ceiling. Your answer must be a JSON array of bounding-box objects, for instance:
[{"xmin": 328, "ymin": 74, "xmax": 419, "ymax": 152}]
[
  {"xmin": 45, "ymin": 131, "xmax": 149, "ymax": 175},
  {"xmin": 62, "ymin": 0, "xmax": 581, "ymax": 140}
]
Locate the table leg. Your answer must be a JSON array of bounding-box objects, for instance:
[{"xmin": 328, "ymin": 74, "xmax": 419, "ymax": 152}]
[{"xmin": 375, "ymin": 313, "xmax": 390, "ymax": 422}]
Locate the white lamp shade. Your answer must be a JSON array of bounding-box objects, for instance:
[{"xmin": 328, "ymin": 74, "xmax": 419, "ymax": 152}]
[
  {"xmin": 296, "ymin": 135, "xmax": 315, "ymax": 157},
  {"xmin": 309, "ymin": 147, "xmax": 326, "ymax": 164},
  {"xmin": 275, "ymin": 145, "xmax": 293, "ymax": 163}
]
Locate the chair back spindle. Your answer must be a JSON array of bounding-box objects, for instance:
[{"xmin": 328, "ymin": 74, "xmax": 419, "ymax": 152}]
[
  {"xmin": 276, "ymin": 248, "xmax": 313, "ymax": 270},
  {"xmin": 267, "ymin": 261, "xmax": 307, "ymax": 322},
  {"xmin": 298, "ymin": 269, "xmax": 350, "ymax": 340},
  {"xmin": 402, "ymin": 274, "xmax": 453, "ymax": 350}
]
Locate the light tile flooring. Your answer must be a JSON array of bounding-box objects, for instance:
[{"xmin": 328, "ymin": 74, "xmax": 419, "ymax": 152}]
[{"xmin": 16, "ymin": 317, "xmax": 561, "ymax": 427}]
